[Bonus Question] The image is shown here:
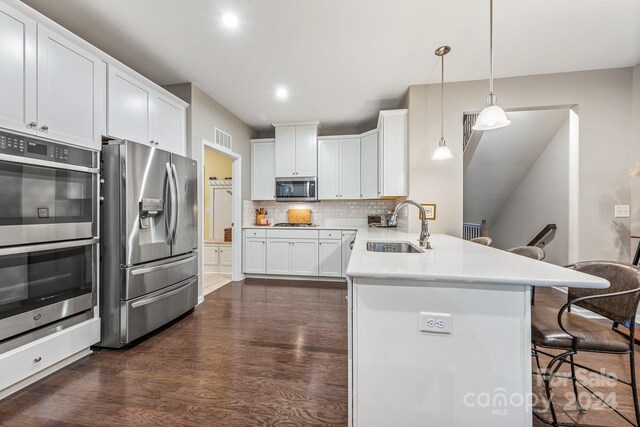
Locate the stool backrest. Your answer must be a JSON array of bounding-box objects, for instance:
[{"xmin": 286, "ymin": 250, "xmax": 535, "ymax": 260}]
[
  {"xmin": 567, "ymin": 261, "xmax": 640, "ymax": 326},
  {"xmin": 470, "ymin": 237, "xmax": 492, "ymax": 246},
  {"xmin": 507, "ymin": 246, "xmax": 545, "ymax": 260}
]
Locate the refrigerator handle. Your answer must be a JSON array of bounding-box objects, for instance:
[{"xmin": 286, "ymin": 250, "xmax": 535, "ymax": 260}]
[
  {"xmin": 165, "ymin": 162, "xmax": 177, "ymax": 244},
  {"xmin": 170, "ymin": 162, "xmax": 179, "ymax": 243}
]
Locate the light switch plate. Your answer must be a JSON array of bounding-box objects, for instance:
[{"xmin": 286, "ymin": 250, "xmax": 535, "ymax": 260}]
[
  {"xmin": 420, "ymin": 312, "xmax": 452, "ymax": 334},
  {"xmin": 615, "ymin": 205, "xmax": 630, "ymax": 218}
]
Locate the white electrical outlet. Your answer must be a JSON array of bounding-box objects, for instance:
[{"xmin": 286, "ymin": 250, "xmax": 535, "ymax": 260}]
[
  {"xmin": 615, "ymin": 205, "xmax": 630, "ymax": 218},
  {"xmin": 420, "ymin": 312, "xmax": 452, "ymax": 334}
]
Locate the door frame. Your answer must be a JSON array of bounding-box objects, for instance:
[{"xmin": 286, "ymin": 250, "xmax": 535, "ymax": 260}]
[{"xmin": 200, "ymin": 139, "xmax": 243, "ymax": 299}]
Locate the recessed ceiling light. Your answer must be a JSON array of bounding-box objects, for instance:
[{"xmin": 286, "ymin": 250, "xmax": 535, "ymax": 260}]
[
  {"xmin": 275, "ymin": 87, "xmax": 288, "ymax": 100},
  {"xmin": 222, "ymin": 12, "xmax": 239, "ymax": 28}
]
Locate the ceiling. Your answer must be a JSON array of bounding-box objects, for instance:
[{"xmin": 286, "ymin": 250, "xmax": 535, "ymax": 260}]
[
  {"xmin": 463, "ymin": 109, "xmax": 569, "ymax": 224},
  {"xmin": 21, "ymin": 0, "xmax": 640, "ymax": 133}
]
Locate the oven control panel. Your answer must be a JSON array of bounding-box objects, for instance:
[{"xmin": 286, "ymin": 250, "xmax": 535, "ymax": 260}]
[{"xmin": 0, "ymin": 129, "xmax": 94, "ymax": 168}]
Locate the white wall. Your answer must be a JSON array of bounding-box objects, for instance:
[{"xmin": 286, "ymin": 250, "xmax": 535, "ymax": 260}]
[
  {"xmin": 491, "ymin": 117, "xmax": 570, "ymax": 265},
  {"xmin": 631, "ymin": 64, "xmax": 640, "ymax": 258},
  {"xmin": 408, "ymin": 68, "xmax": 634, "ymax": 262}
]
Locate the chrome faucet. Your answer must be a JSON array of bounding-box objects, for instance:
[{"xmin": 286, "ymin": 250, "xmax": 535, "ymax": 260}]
[{"xmin": 388, "ymin": 200, "xmax": 432, "ymax": 249}]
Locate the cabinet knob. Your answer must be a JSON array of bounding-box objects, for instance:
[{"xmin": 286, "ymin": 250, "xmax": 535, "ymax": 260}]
[
  {"xmin": 28, "ymin": 122, "xmax": 37, "ymax": 129},
  {"xmin": 34, "ymin": 356, "xmax": 42, "ymax": 363},
  {"xmin": 40, "ymin": 125, "xmax": 48, "ymax": 132},
  {"xmin": 100, "ymin": 178, "xmax": 105, "ymax": 184}
]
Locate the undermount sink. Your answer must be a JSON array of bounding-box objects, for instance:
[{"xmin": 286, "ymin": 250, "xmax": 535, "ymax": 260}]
[{"xmin": 366, "ymin": 241, "xmax": 424, "ymax": 253}]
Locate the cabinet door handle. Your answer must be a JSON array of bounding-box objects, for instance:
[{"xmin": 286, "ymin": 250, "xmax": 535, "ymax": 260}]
[
  {"xmin": 34, "ymin": 356, "xmax": 42, "ymax": 363},
  {"xmin": 40, "ymin": 125, "xmax": 48, "ymax": 132},
  {"xmin": 28, "ymin": 122, "xmax": 37, "ymax": 129}
]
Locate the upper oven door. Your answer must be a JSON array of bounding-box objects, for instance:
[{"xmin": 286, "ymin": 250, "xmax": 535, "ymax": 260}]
[
  {"xmin": 275, "ymin": 177, "xmax": 317, "ymax": 202},
  {"xmin": 0, "ymin": 159, "xmax": 97, "ymax": 247}
]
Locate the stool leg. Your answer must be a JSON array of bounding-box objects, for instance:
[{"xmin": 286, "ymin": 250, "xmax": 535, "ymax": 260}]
[
  {"xmin": 569, "ymin": 354, "xmax": 586, "ymax": 412},
  {"xmin": 630, "ymin": 330, "xmax": 640, "ymax": 426}
]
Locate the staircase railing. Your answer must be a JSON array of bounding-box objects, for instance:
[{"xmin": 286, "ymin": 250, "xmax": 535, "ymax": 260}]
[
  {"xmin": 527, "ymin": 224, "xmax": 557, "ymax": 248},
  {"xmin": 463, "ymin": 223, "xmax": 481, "ymax": 240}
]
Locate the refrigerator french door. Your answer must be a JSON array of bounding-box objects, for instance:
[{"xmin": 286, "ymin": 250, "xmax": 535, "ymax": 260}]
[{"xmin": 100, "ymin": 140, "xmax": 198, "ymax": 348}]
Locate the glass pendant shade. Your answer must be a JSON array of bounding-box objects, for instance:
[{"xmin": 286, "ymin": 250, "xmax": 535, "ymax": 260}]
[
  {"xmin": 473, "ymin": 104, "xmax": 510, "ymax": 130},
  {"xmin": 432, "ymin": 138, "xmax": 453, "ymax": 160}
]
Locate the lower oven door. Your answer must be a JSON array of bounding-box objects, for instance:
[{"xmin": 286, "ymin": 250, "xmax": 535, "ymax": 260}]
[{"xmin": 0, "ymin": 238, "xmax": 98, "ymax": 342}]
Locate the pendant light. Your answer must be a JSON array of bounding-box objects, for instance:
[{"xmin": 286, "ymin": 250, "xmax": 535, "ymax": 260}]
[
  {"xmin": 473, "ymin": 0, "xmax": 510, "ymax": 131},
  {"xmin": 432, "ymin": 45, "xmax": 453, "ymax": 160}
]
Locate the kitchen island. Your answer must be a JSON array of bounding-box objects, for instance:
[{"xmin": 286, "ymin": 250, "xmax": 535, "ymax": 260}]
[{"xmin": 346, "ymin": 229, "xmax": 609, "ymax": 427}]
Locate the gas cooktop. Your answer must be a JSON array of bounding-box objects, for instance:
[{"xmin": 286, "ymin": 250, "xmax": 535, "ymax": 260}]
[{"xmin": 273, "ymin": 223, "xmax": 319, "ymax": 227}]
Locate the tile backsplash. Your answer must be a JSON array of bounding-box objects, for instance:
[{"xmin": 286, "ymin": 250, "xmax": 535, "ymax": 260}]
[{"xmin": 243, "ymin": 200, "xmax": 399, "ymax": 228}]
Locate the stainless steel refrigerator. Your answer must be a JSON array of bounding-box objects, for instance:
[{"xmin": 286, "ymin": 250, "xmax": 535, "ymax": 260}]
[{"xmin": 99, "ymin": 140, "xmax": 198, "ymax": 348}]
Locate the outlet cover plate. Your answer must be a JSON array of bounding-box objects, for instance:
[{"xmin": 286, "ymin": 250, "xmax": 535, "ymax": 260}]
[
  {"xmin": 615, "ymin": 205, "xmax": 630, "ymax": 218},
  {"xmin": 420, "ymin": 312, "xmax": 452, "ymax": 334}
]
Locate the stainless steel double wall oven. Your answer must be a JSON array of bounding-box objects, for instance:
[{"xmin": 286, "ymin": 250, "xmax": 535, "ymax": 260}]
[{"xmin": 0, "ymin": 129, "xmax": 99, "ymax": 344}]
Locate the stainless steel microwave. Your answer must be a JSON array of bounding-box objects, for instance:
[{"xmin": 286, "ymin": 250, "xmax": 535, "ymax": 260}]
[{"xmin": 275, "ymin": 177, "xmax": 317, "ymax": 202}]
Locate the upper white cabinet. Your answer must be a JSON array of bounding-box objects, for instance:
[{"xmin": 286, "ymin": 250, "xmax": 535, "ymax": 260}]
[
  {"xmin": 106, "ymin": 65, "xmax": 150, "ymax": 144},
  {"xmin": 318, "ymin": 137, "xmax": 361, "ymax": 200},
  {"xmin": 107, "ymin": 65, "xmax": 186, "ymax": 154},
  {"xmin": 251, "ymin": 139, "xmax": 276, "ymax": 200},
  {"xmin": 378, "ymin": 109, "xmax": 408, "ymax": 198},
  {"xmin": 360, "ymin": 131, "xmax": 379, "ymax": 199},
  {"xmin": 0, "ymin": 3, "xmax": 36, "ymax": 133},
  {"xmin": 274, "ymin": 122, "xmax": 318, "ymax": 177},
  {"xmin": 150, "ymin": 92, "xmax": 185, "ymax": 154},
  {"xmin": 0, "ymin": 2, "xmax": 104, "ymax": 150},
  {"xmin": 37, "ymin": 26, "xmax": 105, "ymax": 150}
]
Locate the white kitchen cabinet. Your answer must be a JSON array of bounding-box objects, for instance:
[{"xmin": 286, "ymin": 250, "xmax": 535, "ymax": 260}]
[
  {"xmin": 251, "ymin": 139, "xmax": 276, "ymax": 200},
  {"xmin": 244, "ymin": 237, "xmax": 266, "ymax": 274},
  {"xmin": 107, "ymin": 64, "xmax": 186, "ymax": 154},
  {"xmin": 360, "ymin": 131, "xmax": 379, "ymax": 199},
  {"xmin": 220, "ymin": 246, "xmax": 233, "ymax": 266},
  {"xmin": 319, "ymin": 239, "xmax": 342, "ymax": 277},
  {"xmin": 318, "ymin": 137, "xmax": 361, "ymax": 200},
  {"xmin": 340, "ymin": 138, "xmax": 361, "ymax": 199},
  {"xmin": 266, "ymin": 239, "xmax": 291, "ymax": 275},
  {"xmin": 0, "ymin": 2, "xmax": 36, "ymax": 134},
  {"xmin": 274, "ymin": 122, "xmax": 318, "ymax": 177},
  {"xmin": 107, "ymin": 65, "xmax": 150, "ymax": 144},
  {"xmin": 290, "ymin": 239, "xmax": 319, "ymax": 276},
  {"xmin": 294, "ymin": 124, "xmax": 318, "ymax": 177},
  {"xmin": 318, "ymin": 139, "xmax": 340, "ymax": 199},
  {"xmin": 342, "ymin": 231, "xmax": 357, "ymax": 277},
  {"xmin": 150, "ymin": 92, "xmax": 185, "ymax": 154},
  {"xmin": 37, "ymin": 26, "xmax": 105, "ymax": 150},
  {"xmin": 378, "ymin": 110, "xmax": 408, "ymax": 198},
  {"xmin": 204, "ymin": 245, "xmax": 220, "ymax": 266}
]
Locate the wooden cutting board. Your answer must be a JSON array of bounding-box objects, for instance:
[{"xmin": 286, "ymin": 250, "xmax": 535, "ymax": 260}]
[{"xmin": 288, "ymin": 209, "xmax": 312, "ymax": 224}]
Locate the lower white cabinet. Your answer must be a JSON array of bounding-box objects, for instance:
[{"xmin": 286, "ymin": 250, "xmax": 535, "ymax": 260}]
[
  {"xmin": 205, "ymin": 242, "xmax": 233, "ymax": 273},
  {"xmin": 244, "ymin": 237, "xmax": 266, "ymax": 274},
  {"xmin": 0, "ymin": 318, "xmax": 99, "ymax": 396},
  {"xmin": 245, "ymin": 228, "xmax": 355, "ymax": 279},
  {"xmin": 266, "ymin": 238, "xmax": 319, "ymax": 276},
  {"xmin": 319, "ymin": 239, "xmax": 342, "ymax": 277}
]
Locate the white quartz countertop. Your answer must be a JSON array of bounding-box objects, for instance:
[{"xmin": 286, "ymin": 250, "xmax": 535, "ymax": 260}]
[{"xmin": 347, "ymin": 228, "xmax": 609, "ymax": 289}]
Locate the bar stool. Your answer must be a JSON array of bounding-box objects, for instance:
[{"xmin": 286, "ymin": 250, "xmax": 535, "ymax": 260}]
[
  {"xmin": 531, "ymin": 261, "xmax": 640, "ymax": 427},
  {"xmin": 508, "ymin": 246, "xmax": 545, "ymax": 304}
]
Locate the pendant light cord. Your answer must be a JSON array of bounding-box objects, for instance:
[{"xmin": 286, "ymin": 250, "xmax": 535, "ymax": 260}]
[
  {"xmin": 489, "ymin": 0, "xmax": 494, "ymax": 96},
  {"xmin": 441, "ymin": 53, "xmax": 444, "ymax": 140}
]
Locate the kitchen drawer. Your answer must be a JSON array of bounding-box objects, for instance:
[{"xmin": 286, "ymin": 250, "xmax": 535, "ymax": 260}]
[
  {"xmin": 0, "ymin": 318, "xmax": 100, "ymax": 392},
  {"xmin": 121, "ymin": 277, "xmax": 197, "ymax": 344},
  {"xmin": 123, "ymin": 252, "xmax": 198, "ymax": 300},
  {"xmin": 245, "ymin": 229, "xmax": 267, "ymax": 238},
  {"xmin": 266, "ymin": 229, "xmax": 319, "ymax": 239},
  {"xmin": 319, "ymin": 230, "xmax": 342, "ymax": 240}
]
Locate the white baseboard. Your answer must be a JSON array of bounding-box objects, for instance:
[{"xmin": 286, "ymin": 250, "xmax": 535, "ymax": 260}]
[{"xmin": 244, "ymin": 274, "xmax": 347, "ymax": 283}]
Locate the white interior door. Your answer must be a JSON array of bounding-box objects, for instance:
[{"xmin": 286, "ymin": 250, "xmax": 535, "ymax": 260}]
[{"xmin": 212, "ymin": 187, "xmax": 233, "ymax": 241}]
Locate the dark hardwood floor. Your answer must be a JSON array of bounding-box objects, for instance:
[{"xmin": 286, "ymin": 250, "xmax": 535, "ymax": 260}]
[
  {"xmin": 0, "ymin": 279, "xmax": 349, "ymax": 426},
  {"xmin": 2, "ymin": 280, "xmax": 640, "ymax": 426}
]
